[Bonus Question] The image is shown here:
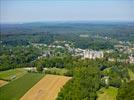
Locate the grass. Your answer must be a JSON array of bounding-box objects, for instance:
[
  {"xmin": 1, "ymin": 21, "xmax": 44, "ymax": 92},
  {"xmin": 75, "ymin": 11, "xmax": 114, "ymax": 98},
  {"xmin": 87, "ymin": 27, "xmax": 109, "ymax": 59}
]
[
  {"xmin": 0, "ymin": 72, "xmax": 45, "ymax": 100},
  {"xmin": 45, "ymin": 67, "xmax": 68, "ymax": 75},
  {"xmin": 0, "ymin": 68, "xmax": 27, "ymax": 81},
  {"xmin": 97, "ymin": 86, "xmax": 118, "ymax": 100},
  {"xmin": 128, "ymin": 68, "xmax": 134, "ymax": 80},
  {"xmin": 102, "ymin": 68, "xmax": 111, "ymax": 75}
]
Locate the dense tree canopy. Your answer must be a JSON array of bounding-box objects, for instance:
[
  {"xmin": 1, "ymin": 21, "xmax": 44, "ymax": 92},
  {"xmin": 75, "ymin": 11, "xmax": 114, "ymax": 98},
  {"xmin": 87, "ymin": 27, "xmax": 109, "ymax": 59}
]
[
  {"xmin": 117, "ymin": 81, "xmax": 134, "ymax": 100},
  {"xmin": 57, "ymin": 66, "xmax": 100, "ymax": 100}
]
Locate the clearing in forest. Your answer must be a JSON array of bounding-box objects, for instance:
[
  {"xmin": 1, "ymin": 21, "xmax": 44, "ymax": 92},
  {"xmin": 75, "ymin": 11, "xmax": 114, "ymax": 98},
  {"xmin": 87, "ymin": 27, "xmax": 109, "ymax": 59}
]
[
  {"xmin": 128, "ymin": 68, "xmax": 134, "ymax": 80},
  {"xmin": 20, "ymin": 74, "xmax": 71, "ymax": 100},
  {"xmin": 97, "ymin": 86, "xmax": 118, "ymax": 100}
]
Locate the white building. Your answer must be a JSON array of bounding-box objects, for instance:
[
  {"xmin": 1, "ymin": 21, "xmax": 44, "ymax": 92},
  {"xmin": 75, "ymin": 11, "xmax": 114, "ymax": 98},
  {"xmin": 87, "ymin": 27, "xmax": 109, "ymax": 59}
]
[
  {"xmin": 108, "ymin": 58, "xmax": 115, "ymax": 62},
  {"xmin": 103, "ymin": 76, "xmax": 109, "ymax": 85},
  {"xmin": 84, "ymin": 50, "xmax": 104, "ymax": 59},
  {"xmin": 129, "ymin": 54, "xmax": 134, "ymax": 64}
]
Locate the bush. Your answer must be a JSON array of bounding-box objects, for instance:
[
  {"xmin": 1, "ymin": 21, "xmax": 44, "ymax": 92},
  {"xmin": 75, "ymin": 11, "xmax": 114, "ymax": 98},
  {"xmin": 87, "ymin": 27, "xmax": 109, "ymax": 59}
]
[{"xmin": 36, "ymin": 66, "xmax": 43, "ymax": 73}]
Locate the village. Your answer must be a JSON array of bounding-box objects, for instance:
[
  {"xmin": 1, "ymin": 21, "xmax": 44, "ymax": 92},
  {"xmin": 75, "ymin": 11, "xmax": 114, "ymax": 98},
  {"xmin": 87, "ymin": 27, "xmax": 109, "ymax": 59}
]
[{"xmin": 31, "ymin": 40, "xmax": 134, "ymax": 64}]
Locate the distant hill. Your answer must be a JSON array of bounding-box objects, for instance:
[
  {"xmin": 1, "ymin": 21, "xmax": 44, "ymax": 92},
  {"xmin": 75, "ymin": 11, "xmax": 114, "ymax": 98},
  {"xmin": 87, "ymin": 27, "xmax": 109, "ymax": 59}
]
[{"xmin": 1, "ymin": 22, "xmax": 134, "ymax": 42}]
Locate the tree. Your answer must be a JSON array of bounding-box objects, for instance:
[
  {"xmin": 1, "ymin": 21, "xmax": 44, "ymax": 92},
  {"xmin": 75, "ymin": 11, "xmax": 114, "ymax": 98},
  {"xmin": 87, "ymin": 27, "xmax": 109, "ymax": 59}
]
[
  {"xmin": 117, "ymin": 81, "xmax": 134, "ymax": 100},
  {"xmin": 36, "ymin": 61, "xmax": 43, "ymax": 73}
]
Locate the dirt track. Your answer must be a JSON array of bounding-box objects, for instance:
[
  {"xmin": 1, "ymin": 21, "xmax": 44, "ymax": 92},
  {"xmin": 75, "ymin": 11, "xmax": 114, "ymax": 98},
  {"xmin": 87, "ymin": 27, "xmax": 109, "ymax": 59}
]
[{"xmin": 20, "ymin": 74, "xmax": 71, "ymax": 100}]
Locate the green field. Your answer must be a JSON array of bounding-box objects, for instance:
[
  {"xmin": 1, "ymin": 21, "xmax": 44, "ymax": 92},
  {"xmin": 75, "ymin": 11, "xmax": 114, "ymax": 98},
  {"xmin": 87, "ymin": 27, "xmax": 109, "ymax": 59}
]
[
  {"xmin": 0, "ymin": 68, "xmax": 27, "ymax": 81},
  {"xmin": 97, "ymin": 86, "xmax": 118, "ymax": 100},
  {"xmin": 0, "ymin": 73, "xmax": 44, "ymax": 100},
  {"xmin": 128, "ymin": 68, "xmax": 134, "ymax": 80},
  {"xmin": 46, "ymin": 67, "xmax": 68, "ymax": 75}
]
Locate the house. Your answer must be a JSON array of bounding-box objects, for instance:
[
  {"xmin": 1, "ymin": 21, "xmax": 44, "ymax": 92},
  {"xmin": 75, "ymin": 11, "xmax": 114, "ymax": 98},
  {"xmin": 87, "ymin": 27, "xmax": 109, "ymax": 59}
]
[{"xmin": 108, "ymin": 58, "xmax": 115, "ymax": 62}]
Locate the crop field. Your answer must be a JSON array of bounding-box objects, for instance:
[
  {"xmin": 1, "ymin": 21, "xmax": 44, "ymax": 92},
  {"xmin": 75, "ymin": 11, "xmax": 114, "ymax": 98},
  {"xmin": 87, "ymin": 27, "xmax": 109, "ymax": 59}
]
[
  {"xmin": 20, "ymin": 74, "xmax": 71, "ymax": 100},
  {"xmin": 0, "ymin": 68, "xmax": 27, "ymax": 81},
  {"xmin": 0, "ymin": 73, "xmax": 44, "ymax": 100},
  {"xmin": 97, "ymin": 86, "xmax": 118, "ymax": 100}
]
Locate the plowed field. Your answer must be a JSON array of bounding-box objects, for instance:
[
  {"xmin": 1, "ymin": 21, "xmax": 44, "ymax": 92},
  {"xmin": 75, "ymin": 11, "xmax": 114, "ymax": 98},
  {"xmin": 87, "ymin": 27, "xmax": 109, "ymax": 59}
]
[{"xmin": 20, "ymin": 75, "xmax": 71, "ymax": 100}]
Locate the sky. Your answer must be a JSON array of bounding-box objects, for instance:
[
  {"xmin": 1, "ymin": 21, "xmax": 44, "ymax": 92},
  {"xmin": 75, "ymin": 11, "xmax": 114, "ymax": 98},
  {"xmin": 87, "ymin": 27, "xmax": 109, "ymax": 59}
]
[{"xmin": 0, "ymin": 0, "xmax": 134, "ymax": 23}]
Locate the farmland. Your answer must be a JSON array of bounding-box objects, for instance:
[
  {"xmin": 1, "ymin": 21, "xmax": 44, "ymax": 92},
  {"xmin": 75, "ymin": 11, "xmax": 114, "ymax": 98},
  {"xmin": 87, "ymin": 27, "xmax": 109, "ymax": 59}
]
[
  {"xmin": 20, "ymin": 75, "xmax": 71, "ymax": 100},
  {"xmin": 0, "ymin": 73, "xmax": 44, "ymax": 100},
  {"xmin": 0, "ymin": 68, "xmax": 27, "ymax": 81},
  {"xmin": 0, "ymin": 80, "xmax": 8, "ymax": 87}
]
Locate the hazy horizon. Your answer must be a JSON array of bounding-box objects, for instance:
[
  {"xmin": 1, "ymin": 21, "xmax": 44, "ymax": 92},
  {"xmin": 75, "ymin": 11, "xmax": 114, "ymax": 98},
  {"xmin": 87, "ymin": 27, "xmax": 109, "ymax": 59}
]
[{"xmin": 1, "ymin": 0, "xmax": 134, "ymax": 23}]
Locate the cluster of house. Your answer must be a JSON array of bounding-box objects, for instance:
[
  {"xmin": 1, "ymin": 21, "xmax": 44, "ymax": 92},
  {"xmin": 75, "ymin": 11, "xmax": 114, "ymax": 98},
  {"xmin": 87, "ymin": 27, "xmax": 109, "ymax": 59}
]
[
  {"xmin": 71, "ymin": 48, "xmax": 104, "ymax": 59},
  {"xmin": 108, "ymin": 54, "xmax": 134, "ymax": 64},
  {"xmin": 72, "ymin": 48, "xmax": 134, "ymax": 63},
  {"xmin": 32, "ymin": 41, "xmax": 104, "ymax": 60},
  {"xmin": 114, "ymin": 44, "xmax": 134, "ymax": 53},
  {"xmin": 84, "ymin": 50, "xmax": 104, "ymax": 59},
  {"xmin": 37, "ymin": 51, "xmax": 51, "ymax": 59},
  {"xmin": 32, "ymin": 41, "xmax": 134, "ymax": 63}
]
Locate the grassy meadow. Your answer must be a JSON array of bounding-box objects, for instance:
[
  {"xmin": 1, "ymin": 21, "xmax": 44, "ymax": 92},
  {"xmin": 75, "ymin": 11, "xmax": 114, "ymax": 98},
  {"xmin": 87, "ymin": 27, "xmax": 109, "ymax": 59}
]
[
  {"xmin": 45, "ymin": 67, "xmax": 68, "ymax": 75},
  {"xmin": 128, "ymin": 68, "xmax": 134, "ymax": 80},
  {"xmin": 0, "ymin": 73, "xmax": 44, "ymax": 100},
  {"xmin": 0, "ymin": 68, "xmax": 27, "ymax": 81},
  {"xmin": 97, "ymin": 86, "xmax": 118, "ymax": 100}
]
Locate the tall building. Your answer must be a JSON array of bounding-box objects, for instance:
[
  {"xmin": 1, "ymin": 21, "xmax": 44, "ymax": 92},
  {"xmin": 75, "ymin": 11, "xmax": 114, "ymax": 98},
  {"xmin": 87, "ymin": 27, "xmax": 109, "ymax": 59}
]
[{"xmin": 84, "ymin": 50, "xmax": 104, "ymax": 59}]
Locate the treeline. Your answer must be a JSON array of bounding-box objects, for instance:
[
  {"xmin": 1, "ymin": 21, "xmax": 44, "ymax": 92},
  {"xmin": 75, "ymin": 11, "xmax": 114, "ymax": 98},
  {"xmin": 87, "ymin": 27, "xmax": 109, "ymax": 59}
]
[
  {"xmin": 1, "ymin": 32, "xmax": 114, "ymax": 50},
  {"xmin": 1, "ymin": 22, "xmax": 134, "ymax": 42},
  {"xmin": 1, "ymin": 33, "xmax": 55, "ymax": 46},
  {"xmin": 35, "ymin": 56, "xmax": 113, "ymax": 70},
  {"xmin": 35, "ymin": 56, "xmax": 79, "ymax": 69},
  {"xmin": 57, "ymin": 66, "xmax": 100, "ymax": 100}
]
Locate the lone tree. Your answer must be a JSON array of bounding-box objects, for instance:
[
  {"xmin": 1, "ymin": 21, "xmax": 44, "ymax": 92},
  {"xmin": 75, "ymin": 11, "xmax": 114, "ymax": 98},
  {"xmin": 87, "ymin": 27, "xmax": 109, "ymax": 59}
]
[{"xmin": 36, "ymin": 61, "xmax": 43, "ymax": 73}]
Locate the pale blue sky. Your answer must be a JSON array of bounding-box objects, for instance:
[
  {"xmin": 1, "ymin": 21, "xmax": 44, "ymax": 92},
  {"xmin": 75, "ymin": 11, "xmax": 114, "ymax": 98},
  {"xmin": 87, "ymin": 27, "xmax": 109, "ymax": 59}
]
[{"xmin": 0, "ymin": 0, "xmax": 134, "ymax": 23}]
